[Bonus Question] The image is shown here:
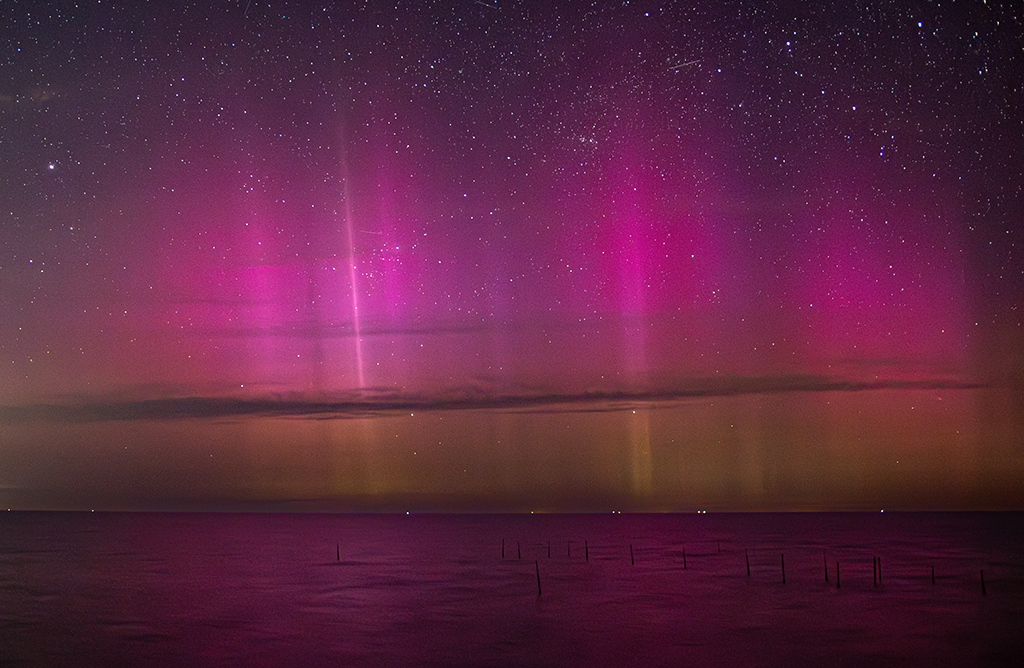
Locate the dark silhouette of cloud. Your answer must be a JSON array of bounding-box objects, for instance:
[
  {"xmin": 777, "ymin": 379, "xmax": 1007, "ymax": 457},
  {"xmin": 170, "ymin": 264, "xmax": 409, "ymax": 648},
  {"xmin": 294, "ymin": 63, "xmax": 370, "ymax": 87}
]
[{"xmin": 0, "ymin": 375, "xmax": 984, "ymax": 424}]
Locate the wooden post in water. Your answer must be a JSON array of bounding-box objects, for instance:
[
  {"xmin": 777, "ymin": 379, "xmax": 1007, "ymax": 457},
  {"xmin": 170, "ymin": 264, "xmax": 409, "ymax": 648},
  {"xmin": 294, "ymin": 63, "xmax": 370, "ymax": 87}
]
[
  {"xmin": 836, "ymin": 561, "xmax": 840, "ymax": 589},
  {"xmin": 781, "ymin": 553, "xmax": 786, "ymax": 584},
  {"xmin": 931, "ymin": 565, "xmax": 935, "ymax": 585},
  {"xmin": 568, "ymin": 540, "xmax": 571, "ymax": 558},
  {"xmin": 745, "ymin": 548, "xmax": 750, "ymax": 576},
  {"xmin": 630, "ymin": 543, "xmax": 634, "ymax": 566},
  {"xmin": 535, "ymin": 560, "xmax": 542, "ymax": 596},
  {"xmin": 683, "ymin": 546, "xmax": 687, "ymax": 570},
  {"xmin": 981, "ymin": 569, "xmax": 987, "ymax": 595},
  {"xmin": 585, "ymin": 540, "xmax": 589, "ymax": 562},
  {"xmin": 337, "ymin": 543, "xmax": 340, "ymax": 561},
  {"xmin": 517, "ymin": 541, "xmax": 521, "ymax": 560}
]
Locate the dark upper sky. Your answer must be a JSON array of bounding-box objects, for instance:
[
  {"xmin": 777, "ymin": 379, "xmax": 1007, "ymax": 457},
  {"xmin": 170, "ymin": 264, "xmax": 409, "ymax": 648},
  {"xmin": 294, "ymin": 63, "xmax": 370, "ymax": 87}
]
[{"xmin": 1, "ymin": 0, "xmax": 1022, "ymax": 511}]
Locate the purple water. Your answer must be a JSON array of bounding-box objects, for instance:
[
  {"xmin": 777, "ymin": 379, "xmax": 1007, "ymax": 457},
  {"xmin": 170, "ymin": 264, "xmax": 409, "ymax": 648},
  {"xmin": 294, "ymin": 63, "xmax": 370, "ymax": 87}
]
[{"xmin": 1, "ymin": 512, "xmax": 1021, "ymax": 667}]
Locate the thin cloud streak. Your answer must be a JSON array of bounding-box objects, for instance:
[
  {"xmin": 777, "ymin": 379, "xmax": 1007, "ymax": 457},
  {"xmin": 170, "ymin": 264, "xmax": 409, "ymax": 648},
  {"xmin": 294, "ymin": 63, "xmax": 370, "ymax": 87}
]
[{"xmin": 1, "ymin": 376, "xmax": 985, "ymax": 424}]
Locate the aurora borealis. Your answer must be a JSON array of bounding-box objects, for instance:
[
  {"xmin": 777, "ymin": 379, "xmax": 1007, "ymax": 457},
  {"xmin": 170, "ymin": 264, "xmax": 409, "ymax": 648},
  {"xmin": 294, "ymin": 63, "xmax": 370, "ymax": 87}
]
[{"xmin": 2, "ymin": 0, "xmax": 1023, "ymax": 511}]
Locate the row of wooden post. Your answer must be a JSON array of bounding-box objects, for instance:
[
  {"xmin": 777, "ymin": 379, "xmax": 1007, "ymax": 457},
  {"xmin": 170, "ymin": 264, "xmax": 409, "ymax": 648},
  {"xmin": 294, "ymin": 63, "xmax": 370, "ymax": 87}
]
[
  {"xmin": 330, "ymin": 539, "xmax": 988, "ymax": 599},
  {"xmin": 497, "ymin": 540, "xmax": 991, "ymax": 598}
]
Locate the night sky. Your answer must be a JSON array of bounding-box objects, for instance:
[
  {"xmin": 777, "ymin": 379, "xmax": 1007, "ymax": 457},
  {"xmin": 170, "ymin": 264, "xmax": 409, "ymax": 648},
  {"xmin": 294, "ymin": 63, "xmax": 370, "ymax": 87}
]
[{"xmin": 2, "ymin": 0, "xmax": 1023, "ymax": 511}]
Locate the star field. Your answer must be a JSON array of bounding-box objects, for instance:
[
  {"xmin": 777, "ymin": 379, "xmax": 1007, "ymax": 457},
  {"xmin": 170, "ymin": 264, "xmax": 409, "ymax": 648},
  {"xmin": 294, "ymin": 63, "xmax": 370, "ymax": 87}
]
[{"xmin": 1, "ymin": 0, "xmax": 1023, "ymax": 510}]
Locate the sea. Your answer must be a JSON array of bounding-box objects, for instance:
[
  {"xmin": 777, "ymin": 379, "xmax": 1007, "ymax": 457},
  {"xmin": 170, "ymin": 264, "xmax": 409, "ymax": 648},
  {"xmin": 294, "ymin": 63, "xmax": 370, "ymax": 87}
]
[{"xmin": 1, "ymin": 511, "xmax": 1021, "ymax": 667}]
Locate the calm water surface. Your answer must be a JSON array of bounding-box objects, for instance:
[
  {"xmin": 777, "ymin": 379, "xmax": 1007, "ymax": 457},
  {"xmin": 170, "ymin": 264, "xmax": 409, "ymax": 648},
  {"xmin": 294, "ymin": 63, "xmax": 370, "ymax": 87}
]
[{"xmin": 1, "ymin": 512, "xmax": 1022, "ymax": 667}]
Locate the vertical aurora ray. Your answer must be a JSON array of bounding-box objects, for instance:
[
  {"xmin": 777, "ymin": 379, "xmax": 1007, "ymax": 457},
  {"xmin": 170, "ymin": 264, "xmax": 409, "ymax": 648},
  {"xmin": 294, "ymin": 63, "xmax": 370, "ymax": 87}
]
[{"xmin": 339, "ymin": 138, "xmax": 366, "ymax": 391}]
